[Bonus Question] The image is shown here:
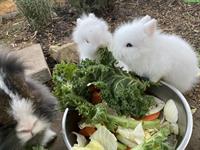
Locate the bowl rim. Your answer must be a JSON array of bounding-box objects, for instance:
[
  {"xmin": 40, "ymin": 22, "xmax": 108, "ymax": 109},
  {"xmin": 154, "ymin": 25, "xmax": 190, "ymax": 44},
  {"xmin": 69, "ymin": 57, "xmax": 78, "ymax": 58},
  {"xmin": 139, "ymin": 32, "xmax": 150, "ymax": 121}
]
[
  {"xmin": 161, "ymin": 81, "xmax": 193, "ymax": 150},
  {"xmin": 62, "ymin": 108, "xmax": 72, "ymax": 149},
  {"xmin": 61, "ymin": 81, "xmax": 193, "ymax": 150}
]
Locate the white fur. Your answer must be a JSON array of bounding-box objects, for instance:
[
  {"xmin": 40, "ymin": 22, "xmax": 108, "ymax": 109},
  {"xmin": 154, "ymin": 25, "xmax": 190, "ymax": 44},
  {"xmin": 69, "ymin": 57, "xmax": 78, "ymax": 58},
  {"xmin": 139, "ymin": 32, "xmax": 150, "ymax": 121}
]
[
  {"xmin": 0, "ymin": 73, "xmax": 50, "ymax": 144},
  {"xmin": 72, "ymin": 13, "xmax": 112, "ymax": 61},
  {"xmin": 41, "ymin": 128, "xmax": 56, "ymax": 146},
  {"xmin": 16, "ymin": 115, "xmax": 49, "ymax": 144},
  {"xmin": 116, "ymin": 60, "xmax": 130, "ymax": 71},
  {"xmin": 132, "ymin": 15, "xmax": 152, "ymax": 24},
  {"xmin": 112, "ymin": 16, "xmax": 199, "ymax": 92}
]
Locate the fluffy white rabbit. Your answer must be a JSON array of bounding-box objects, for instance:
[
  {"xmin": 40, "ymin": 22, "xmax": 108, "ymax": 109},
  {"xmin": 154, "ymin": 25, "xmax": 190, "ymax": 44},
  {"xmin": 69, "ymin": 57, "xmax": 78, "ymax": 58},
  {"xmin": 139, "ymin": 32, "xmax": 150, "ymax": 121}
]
[
  {"xmin": 114, "ymin": 15, "xmax": 152, "ymax": 71},
  {"xmin": 72, "ymin": 13, "xmax": 112, "ymax": 61},
  {"xmin": 112, "ymin": 16, "xmax": 199, "ymax": 92}
]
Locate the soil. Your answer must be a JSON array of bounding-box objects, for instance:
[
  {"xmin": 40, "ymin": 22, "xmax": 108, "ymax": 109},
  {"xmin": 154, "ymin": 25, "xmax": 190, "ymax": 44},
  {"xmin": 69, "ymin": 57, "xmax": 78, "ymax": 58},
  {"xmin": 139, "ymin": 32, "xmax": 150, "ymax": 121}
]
[{"xmin": 0, "ymin": 0, "xmax": 200, "ymax": 149}]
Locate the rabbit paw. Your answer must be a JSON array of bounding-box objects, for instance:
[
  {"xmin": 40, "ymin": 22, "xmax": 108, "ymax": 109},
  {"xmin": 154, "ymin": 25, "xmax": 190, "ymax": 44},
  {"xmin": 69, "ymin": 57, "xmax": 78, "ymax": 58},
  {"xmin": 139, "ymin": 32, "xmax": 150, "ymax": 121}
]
[
  {"xmin": 41, "ymin": 129, "xmax": 57, "ymax": 147},
  {"xmin": 116, "ymin": 61, "xmax": 129, "ymax": 71},
  {"xmin": 150, "ymin": 75, "xmax": 160, "ymax": 83}
]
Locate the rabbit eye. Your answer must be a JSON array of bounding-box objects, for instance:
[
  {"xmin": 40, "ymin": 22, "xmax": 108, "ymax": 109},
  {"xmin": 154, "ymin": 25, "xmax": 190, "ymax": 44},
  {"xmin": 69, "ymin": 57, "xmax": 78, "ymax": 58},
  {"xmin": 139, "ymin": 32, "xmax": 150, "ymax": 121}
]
[
  {"xmin": 126, "ymin": 43, "xmax": 133, "ymax": 47},
  {"xmin": 85, "ymin": 39, "xmax": 89, "ymax": 43}
]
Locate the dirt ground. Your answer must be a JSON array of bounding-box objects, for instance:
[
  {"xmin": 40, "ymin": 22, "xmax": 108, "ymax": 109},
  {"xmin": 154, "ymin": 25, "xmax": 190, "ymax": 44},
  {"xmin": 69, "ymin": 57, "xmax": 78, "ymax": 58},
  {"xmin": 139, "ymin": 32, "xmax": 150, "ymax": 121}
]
[{"xmin": 0, "ymin": 0, "xmax": 200, "ymax": 149}]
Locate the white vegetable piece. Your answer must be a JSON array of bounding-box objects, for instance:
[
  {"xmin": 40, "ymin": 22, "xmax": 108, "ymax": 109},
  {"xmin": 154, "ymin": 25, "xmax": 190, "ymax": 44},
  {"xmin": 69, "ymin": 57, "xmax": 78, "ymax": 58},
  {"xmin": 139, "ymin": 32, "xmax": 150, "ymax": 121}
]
[
  {"xmin": 71, "ymin": 146, "xmax": 90, "ymax": 150},
  {"xmin": 116, "ymin": 123, "xmax": 145, "ymax": 145},
  {"xmin": 90, "ymin": 125, "xmax": 118, "ymax": 150},
  {"xmin": 164, "ymin": 99, "xmax": 178, "ymax": 123},
  {"xmin": 72, "ymin": 140, "xmax": 104, "ymax": 150},
  {"xmin": 73, "ymin": 132, "xmax": 87, "ymax": 147},
  {"xmin": 116, "ymin": 134, "xmax": 137, "ymax": 148},
  {"xmin": 86, "ymin": 140, "xmax": 105, "ymax": 150},
  {"xmin": 132, "ymin": 123, "xmax": 145, "ymax": 144},
  {"xmin": 170, "ymin": 123, "xmax": 179, "ymax": 135},
  {"xmin": 79, "ymin": 122, "xmax": 95, "ymax": 129},
  {"xmin": 147, "ymin": 97, "xmax": 165, "ymax": 115},
  {"xmin": 144, "ymin": 131, "xmax": 151, "ymax": 140}
]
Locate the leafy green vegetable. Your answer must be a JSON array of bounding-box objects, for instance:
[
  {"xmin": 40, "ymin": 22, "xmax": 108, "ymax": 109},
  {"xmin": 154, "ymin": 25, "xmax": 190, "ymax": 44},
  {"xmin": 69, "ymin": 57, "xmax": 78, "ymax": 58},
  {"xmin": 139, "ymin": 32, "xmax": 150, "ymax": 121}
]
[
  {"xmin": 107, "ymin": 115, "xmax": 140, "ymax": 129},
  {"xmin": 116, "ymin": 134, "xmax": 137, "ymax": 148},
  {"xmin": 117, "ymin": 123, "xmax": 145, "ymax": 145},
  {"xmin": 90, "ymin": 125, "xmax": 118, "ymax": 150},
  {"xmin": 72, "ymin": 139, "xmax": 104, "ymax": 150},
  {"xmin": 52, "ymin": 62, "xmax": 77, "ymax": 110},
  {"xmin": 143, "ymin": 120, "xmax": 161, "ymax": 129},
  {"xmin": 96, "ymin": 47, "xmax": 117, "ymax": 66},
  {"xmin": 117, "ymin": 142, "xmax": 128, "ymax": 150},
  {"xmin": 60, "ymin": 93, "xmax": 108, "ymax": 125},
  {"xmin": 132, "ymin": 125, "xmax": 173, "ymax": 150},
  {"xmin": 53, "ymin": 47, "xmax": 156, "ymax": 117},
  {"xmin": 52, "ymin": 47, "xmax": 174, "ymax": 150},
  {"xmin": 53, "ymin": 82, "xmax": 159, "ymax": 132}
]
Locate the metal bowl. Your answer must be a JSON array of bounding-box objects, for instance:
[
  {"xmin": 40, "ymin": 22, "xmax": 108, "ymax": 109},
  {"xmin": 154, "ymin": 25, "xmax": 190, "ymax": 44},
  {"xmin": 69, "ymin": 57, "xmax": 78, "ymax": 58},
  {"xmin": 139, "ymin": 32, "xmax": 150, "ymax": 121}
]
[{"xmin": 62, "ymin": 81, "xmax": 193, "ymax": 150}]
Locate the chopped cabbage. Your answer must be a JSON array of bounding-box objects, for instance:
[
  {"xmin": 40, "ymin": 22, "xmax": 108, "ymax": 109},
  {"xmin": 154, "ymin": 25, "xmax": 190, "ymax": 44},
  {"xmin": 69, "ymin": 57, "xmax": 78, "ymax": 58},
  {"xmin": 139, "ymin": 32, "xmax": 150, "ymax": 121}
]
[
  {"xmin": 73, "ymin": 132, "xmax": 87, "ymax": 147},
  {"xmin": 116, "ymin": 123, "xmax": 145, "ymax": 145},
  {"xmin": 86, "ymin": 140, "xmax": 105, "ymax": 150},
  {"xmin": 116, "ymin": 134, "xmax": 137, "ymax": 148},
  {"xmin": 147, "ymin": 97, "xmax": 165, "ymax": 115},
  {"xmin": 90, "ymin": 125, "xmax": 118, "ymax": 150},
  {"xmin": 72, "ymin": 140, "xmax": 104, "ymax": 150},
  {"xmin": 164, "ymin": 99, "xmax": 178, "ymax": 123}
]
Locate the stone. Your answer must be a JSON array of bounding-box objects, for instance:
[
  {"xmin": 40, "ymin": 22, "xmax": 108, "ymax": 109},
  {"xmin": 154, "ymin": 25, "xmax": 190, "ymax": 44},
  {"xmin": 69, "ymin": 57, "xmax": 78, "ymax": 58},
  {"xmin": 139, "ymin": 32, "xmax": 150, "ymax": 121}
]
[
  {"xmin": 12, "ymin": 44, "xmax": 51, "ymax": 83},
  {"xmin": 0, "ymin": 0, "xmax": 18, "ymax": 24},
  {"xmin": 50, "ymin": 42, "xmax": 79, "ymax": 63},
  {"xmin": 0, "ymin": 0, "xmax": 17, "ymax": 15}
]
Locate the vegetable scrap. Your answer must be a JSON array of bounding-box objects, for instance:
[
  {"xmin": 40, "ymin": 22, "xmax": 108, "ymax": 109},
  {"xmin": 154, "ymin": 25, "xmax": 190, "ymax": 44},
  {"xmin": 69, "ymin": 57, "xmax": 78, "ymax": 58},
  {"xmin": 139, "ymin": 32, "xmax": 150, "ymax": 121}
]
[{"xmin": 53, "ymin": 47, "xmax": 179, "ymax": 150}]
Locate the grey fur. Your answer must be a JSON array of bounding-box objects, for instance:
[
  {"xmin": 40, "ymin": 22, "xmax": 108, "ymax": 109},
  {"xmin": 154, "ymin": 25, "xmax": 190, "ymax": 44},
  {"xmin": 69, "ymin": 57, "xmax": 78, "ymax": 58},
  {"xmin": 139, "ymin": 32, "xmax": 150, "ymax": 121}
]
[{"xmin": 0, "ymin": 51, "xmax": 58, "ymax": 150}]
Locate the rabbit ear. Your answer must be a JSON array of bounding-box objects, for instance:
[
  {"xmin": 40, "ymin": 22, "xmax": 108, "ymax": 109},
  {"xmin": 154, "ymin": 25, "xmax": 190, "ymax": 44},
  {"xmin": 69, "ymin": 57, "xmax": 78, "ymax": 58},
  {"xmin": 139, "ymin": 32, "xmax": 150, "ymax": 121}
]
[
  {"xmin": 140, "ymin": 15, "xmax": 151, "ymax": 24},
  {"xmin": 144, "ymin": 19, "xmax": 157, "ymax": 36},
  {"xmin": 89, "ymin": 13, "xmax": 95, "ymax": 18},
  {"xmin": 77, "ymin": 18, "xmax": 82, "ymax": 24}
]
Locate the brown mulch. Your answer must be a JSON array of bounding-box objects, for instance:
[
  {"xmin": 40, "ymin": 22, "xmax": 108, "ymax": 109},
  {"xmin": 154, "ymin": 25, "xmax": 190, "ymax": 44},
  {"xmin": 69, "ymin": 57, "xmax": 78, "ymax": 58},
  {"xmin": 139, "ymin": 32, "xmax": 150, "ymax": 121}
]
[
  {"xmin": 107, "ymin": 0, "xmax": 200, "ymax": 50},
  {"xmin": 1, "ymin": 0, "xmax": 200, "ymax": 66},
  {"xmin": 0, "ymin": 0, "xmax": 200, "ymax": 149}
]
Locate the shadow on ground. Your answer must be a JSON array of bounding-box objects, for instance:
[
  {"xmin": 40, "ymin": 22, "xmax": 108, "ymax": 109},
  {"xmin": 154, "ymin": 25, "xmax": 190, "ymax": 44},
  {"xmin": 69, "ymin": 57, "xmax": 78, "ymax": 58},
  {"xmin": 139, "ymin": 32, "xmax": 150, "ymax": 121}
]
[{"xmin": 50, "ymin": 112, "xmax": 67, "ymax": 150}]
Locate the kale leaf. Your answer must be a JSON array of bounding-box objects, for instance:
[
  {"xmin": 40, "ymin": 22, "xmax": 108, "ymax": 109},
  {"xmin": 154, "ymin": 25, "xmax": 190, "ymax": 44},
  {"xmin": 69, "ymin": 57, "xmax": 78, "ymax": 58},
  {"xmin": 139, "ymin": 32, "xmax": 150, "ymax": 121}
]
[{"xmin": 53, "ymin": 47, "xmax": 156, "ymax": 118}]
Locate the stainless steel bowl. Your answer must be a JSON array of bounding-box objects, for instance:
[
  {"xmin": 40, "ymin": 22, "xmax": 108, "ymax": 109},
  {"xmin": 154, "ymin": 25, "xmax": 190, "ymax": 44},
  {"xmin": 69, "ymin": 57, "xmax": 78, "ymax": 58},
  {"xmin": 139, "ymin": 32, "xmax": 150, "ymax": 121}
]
[{"xmin": 62, "ymin": 81, "xmax": 193, "ymax": 150}]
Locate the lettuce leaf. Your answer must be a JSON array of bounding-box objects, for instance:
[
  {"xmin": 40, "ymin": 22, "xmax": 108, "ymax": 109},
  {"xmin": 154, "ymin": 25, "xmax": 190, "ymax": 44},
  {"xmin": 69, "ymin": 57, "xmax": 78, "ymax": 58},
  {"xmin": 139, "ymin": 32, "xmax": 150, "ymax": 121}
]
[
  {"xmin": 90, "ymin": 126, "xmax": 117, "ymax": 150},
  {"xmin": 116, "ymin": 123, "xmax": 144, "ymax": 145}
]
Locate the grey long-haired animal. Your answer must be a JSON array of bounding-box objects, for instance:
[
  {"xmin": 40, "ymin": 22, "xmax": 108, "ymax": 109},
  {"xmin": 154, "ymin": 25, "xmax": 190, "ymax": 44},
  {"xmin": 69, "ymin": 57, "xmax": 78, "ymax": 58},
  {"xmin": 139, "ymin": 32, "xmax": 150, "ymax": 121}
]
[{"xmin": 0, "ymin": 51, "xmax": 58, "ymax": 150}]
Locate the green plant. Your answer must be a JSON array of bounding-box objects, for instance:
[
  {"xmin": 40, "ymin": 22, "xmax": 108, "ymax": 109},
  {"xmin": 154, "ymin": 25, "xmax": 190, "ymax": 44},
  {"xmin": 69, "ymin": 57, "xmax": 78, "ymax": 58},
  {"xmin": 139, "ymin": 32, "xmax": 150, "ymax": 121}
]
[
  {"xmin": 69, "ymin": 0, "xmax": 114, "ymax": 14},
  {"xmin": 132, "ymin": 126, "xmax": 173, "ymax": 150},
  {"xmin": 53, "ymin": 47, "xmax": 157, "ymax": 118},
  {"xmin": 15, "ymin": 0, "xmax": 53, "ymax": 30},
  {"xmin": 183, "ymin": 0, "xmax": 200, "ymax": 3}
]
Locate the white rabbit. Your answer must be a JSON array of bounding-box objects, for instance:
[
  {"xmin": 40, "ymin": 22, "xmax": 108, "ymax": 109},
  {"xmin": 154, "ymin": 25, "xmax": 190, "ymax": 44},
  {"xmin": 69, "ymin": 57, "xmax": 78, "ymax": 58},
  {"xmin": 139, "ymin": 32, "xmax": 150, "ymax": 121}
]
[
  {"xmin": 72, "ymin": 13, "xmax": 112, "ymax": 61},
  {"xmin": 112, "ymin": 16, "xmax": 199, "ymax": 92},
  {"xmin": 114, "ymin": 15, "xmax": 152, "ymax": 71}
]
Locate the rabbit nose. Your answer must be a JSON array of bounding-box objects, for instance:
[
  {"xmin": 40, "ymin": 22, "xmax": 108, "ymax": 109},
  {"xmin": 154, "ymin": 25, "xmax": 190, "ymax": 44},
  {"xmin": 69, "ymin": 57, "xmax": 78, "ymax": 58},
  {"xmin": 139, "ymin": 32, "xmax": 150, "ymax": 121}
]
[
  {"xmin": 17, "ymin": 120, "xmax": 38, "ymax": 136},
  {"xmin": 17, "ymin": 128, "xmax": 34, "ymax": 137},
  {"xmin": 18, "ymin": 128, "xmax": 34, "ymax": 136}
]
